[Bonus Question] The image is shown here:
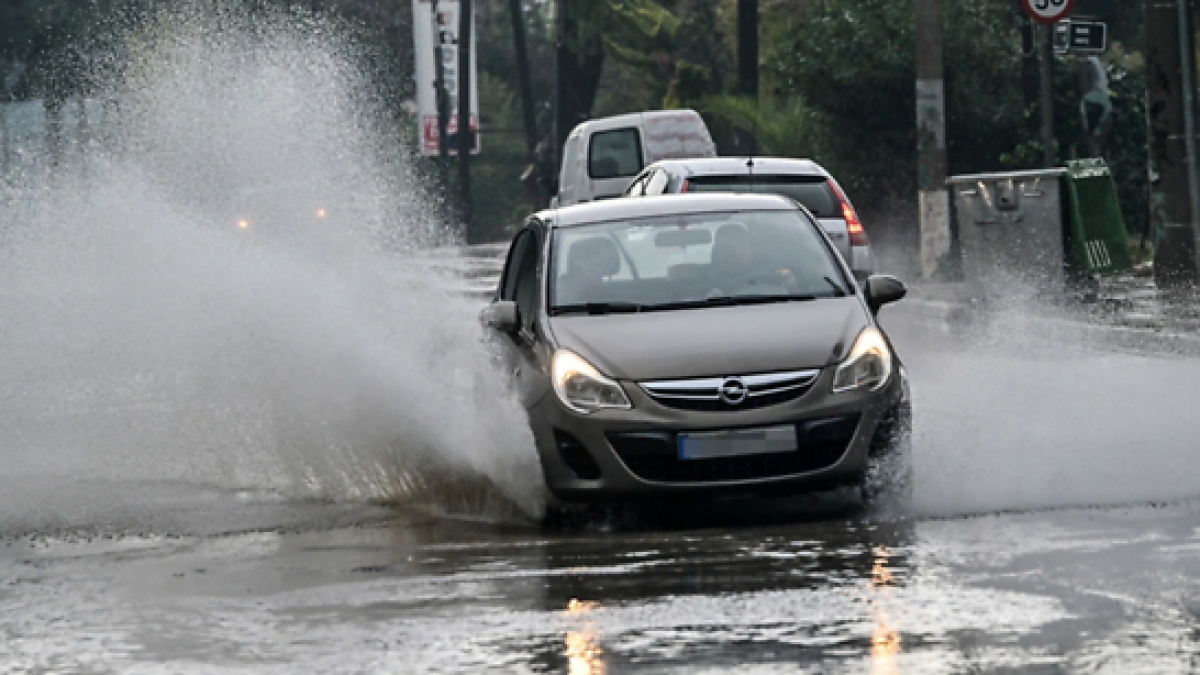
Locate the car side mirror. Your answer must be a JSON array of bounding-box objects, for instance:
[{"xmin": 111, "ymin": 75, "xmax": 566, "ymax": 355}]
[
  {"xmin": 865, "ymin": 275, "xmax": 907, "ymax": 314},
  {"xmin": 481, "ymin": 300, "xmax": 520, "ymax": 334}
]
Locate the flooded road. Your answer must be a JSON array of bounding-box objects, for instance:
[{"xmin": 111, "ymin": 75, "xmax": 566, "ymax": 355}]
[
  {"xmin": 7, "ymin": 488, "xmax": 1200, "ymax": 672},
  {"xmin": 6, "ymin": 301, "xmax": 1200, "ymax": 673},
  {"xmin": 5, "ymin": 7, "xmax": 1200, "ymax": 670}
]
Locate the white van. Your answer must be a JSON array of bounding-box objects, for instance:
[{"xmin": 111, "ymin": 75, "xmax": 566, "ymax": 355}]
[{"xmin": 554, "ymin": 109, "xmax": 716, "ymax": 207}]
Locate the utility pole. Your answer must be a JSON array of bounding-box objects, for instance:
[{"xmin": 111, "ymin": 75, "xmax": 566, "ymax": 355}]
[
  {"xmin": 1180, "ymin": 0, "xmax": 1200, "ymax": 278},
  {"xmin": 457, "ymin": 0, "xmax": 473, "ymax": 229},
  {"xmin": 1145, "ymin": 0, "xmax": 1198, "ymax": 286},
  {"xmin": 1039, "ymin": 23, "xmax": 1055, "ymax": 167},
  {"xmin": 736, "ymin": 0, "xmax": 759, "ymax": 155},
  {"xmin": 508, "ymin": 0, "xmax": 543, "ymax": 204},
  {"xmin": 915, "ymin": 0, "xmax": 950, "ymax": 279}
]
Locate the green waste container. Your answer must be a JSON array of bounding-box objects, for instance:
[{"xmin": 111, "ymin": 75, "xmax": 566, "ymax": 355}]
[{"xmin": 1063, "ymin": 158, "xmax": 1133, "ymax": 277}]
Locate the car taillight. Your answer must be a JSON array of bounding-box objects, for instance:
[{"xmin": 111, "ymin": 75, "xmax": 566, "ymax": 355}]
[
  {"xmin": 680, "ymin": 178, "xmax": 690, "ymax": 193},
  {"xmin": 827, "ymin": 179, "xmax": 869, "ymax": 247}
]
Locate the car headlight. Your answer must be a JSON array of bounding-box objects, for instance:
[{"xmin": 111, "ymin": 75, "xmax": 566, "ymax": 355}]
[
  {"xmin": 552, "ymin": 350, "xmax": 632, "ymax": 414},
  {"xmin": 832, "ymin": 327, "xmax": 893, "ymax": 393}
]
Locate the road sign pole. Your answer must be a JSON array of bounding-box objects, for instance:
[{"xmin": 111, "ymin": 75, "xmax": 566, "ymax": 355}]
[
  {"xmin": 1020, "ymin": 0, "xmax": 1073, "ymax": 169},
  {"xmin": 1040, "ymin": 22, "xmax": 1056, "ymax": 168}
]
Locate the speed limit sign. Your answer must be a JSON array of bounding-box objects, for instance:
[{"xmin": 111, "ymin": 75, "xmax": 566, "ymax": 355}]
[{"xmin": 1022, "ymin": 0, "xmax": 1076, "ymax": 24}]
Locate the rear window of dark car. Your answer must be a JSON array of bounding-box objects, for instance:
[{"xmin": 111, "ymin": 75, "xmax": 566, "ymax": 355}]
[{"xmin": 685, "ymin": 175, "xmax": 839, "ymax": 218}]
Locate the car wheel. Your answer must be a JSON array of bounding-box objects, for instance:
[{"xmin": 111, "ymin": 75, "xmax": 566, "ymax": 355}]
[{"xmin": 861, "ymin": 399, "xmax": 912, "ymax": 508}]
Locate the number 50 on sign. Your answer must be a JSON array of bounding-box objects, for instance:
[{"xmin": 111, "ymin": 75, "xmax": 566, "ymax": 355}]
[{"xmin": 1022, "ymin": 0, "xmax": 1076, "ymax": 24}]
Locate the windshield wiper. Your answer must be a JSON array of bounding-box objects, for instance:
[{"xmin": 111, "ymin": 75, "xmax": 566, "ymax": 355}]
[
  {"xmin": 823, "ymin": 276, "xmax": 847, "ymax": 297},
  {"xmin": 551, "ymin": 301, "xmax": 646, "ymax": 316},
  {"xmin": 649, "ymin": 294, "xmax": 818, "ymax": 311},
  {"xmin": 553, "ymin": 294, "xmax": 822, "ymax": 315}
]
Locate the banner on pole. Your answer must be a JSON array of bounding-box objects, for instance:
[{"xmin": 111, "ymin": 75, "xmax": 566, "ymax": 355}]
[{"xmin": 412, "ymin": 0, "xmax": 479, "ymax": 156}]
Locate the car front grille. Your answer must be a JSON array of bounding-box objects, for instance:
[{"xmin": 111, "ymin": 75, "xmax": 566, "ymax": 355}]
[
  {"xmin": 606, "ymin": 414, "xmax": 859, "ymax": 483},
  {"xmin": 638, "ymin": 369, "xmax": 821, "ymax": 412}
]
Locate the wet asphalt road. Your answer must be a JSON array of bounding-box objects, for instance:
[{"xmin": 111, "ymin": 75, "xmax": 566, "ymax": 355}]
[{"xmin": 5, "ymin": 300, "xmax": 1200, "ymax": 673}]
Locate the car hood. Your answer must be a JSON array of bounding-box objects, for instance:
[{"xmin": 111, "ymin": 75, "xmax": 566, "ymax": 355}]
[{"xmin": 548, "ymin": 298, "xmax": 869, "ymax": 381}]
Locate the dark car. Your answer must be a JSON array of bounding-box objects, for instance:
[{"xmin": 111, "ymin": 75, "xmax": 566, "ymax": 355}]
[{"xmin": 482, "ymin": 193, "xmax": 910, "ymax": 504}]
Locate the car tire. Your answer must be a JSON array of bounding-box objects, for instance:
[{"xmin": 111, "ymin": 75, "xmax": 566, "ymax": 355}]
[{"xmin": 861, "ymin": 397, "xmax": 913, "ymax": 508}]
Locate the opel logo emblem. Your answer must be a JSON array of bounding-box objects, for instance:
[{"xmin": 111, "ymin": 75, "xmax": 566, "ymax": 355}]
[{"xmin": 719, "ymin": 377, "xmax": 748, "ymax": 405}]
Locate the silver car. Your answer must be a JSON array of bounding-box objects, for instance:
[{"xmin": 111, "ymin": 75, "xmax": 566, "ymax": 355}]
[
  {"xmin": 482, "ymin": 194, "xmax": 909, "ymax": 504},
  {"xmin": 622, "ymin": 158, "xmax": 875, "ymax": 282}
]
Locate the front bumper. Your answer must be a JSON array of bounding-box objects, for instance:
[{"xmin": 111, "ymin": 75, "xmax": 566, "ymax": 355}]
[{"xmin": 527, "ymin": 367, "xmax": 904, "ymax": 501}]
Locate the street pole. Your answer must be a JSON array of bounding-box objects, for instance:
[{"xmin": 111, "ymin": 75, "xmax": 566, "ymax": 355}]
[
  {"xmin": 736, "ymin": 0, "xmax": 759, "ymax": 155},
  {"xmin": 1179, "ymin": 0, "xmax": 1200, "ymax": 274},
  {"xmin": 508, "ymin": 0, "xmax": 543, "ymax": 204},
  {"xmin": 1145, "ymin": 0, "xmax": 1198, "ymax": 286},
  {"xmin": 1039, "ymin": 23, "xmax": 1055, "ymax": 168},
  {"xmin": 915, "ymin": 0, "xmax": 950, "ymax": 279},
  {"xmin": 457, "ymin": 0, "xmax": 473, "ymax": 230}
]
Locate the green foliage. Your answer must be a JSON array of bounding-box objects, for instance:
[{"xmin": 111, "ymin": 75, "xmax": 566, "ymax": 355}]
[
  {"xmin": 998, "ymin": 47, "xmax": 1148, "ymax": 236},
  {"xmin": 769, "ymin": 0, "xmax": 1029, "ymax": 205},
  {"xmin": 465, "ymin": 71, "xmax": 534, "ymax": 242},
  {"xmin": 765, "ymin": 0, "xmax": 919, "ymax": 202},
  {"xmin": 765, "ymin": 0, "xmax": 1147, "ymax": 236},
  {"xmin": 605, "ymin": 0, "xmax": 681, "ymax": 43},
  {"xmin": 1102, "ymin": 50, "xmax": 1149, "ymax": 237},
  {"xmin": 699, "ymin": 94, "xmax": 815, "ymax": 158},
  {"xmin": 569, "ymin": 0, "xmax": 680, "ymax": 55},
  {"xmin": 584, "ymin": 0, "xmax": 682, "ymax": 119},
  {"xmin": 663, "ymin": 60, "xmax": 710, "ymax": 109}
]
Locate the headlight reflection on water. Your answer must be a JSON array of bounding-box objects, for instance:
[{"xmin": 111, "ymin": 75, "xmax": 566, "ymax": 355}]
[
  {"xmin": 565, "ymin": 598, "xmax": 606, "ymax": 675},
  {"xmin": 869, "ymin": 546, "xmax": 902, "ymax": 675}
]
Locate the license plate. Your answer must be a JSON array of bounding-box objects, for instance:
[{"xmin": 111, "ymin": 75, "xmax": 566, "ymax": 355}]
[{"xmin": 677, "ymin": 425, "xmax": 797, "ymax": 460}]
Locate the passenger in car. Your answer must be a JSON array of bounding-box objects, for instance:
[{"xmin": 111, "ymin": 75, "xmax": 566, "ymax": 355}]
[
  {"xmin": 556, "ymin": 236, "xmax": 622, "ymax": 305},
  {"xmin": 707, "ymin": 223, "xmax": 798, "ymax": 297}
]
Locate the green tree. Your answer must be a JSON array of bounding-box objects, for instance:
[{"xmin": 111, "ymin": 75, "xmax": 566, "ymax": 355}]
[
  {"xmin": 768, "ymin": 0, "xmax": 1026, "ymax": 210},
  {"xmin": 699, "ymin": 94, "xmax": 815, "ymax": 157},
  {"xmin": 558, "ymin": 0, "xmax": 679, "ymax": 142},
  {"xmin": 767, "ymin": 0, "xmax": 1147, "ymax": 236}
]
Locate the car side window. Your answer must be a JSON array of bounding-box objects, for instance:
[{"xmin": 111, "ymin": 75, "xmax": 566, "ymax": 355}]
[
  {"xmin": 645, "ymin": 169, "xmax": 670, "ymax": 195},
  {"xmin": 512, "ymin": 230, "xmax": 541, "ymax": 331},
  {"xmin": 589, "ymin": 128, "xmax": 643, "ymax": 179},
  {"xmin": 501, "ymin": 229, "xmax": 534, "ymax": 301}
]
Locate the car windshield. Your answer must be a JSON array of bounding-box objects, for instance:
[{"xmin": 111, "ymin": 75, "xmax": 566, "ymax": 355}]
[
  {"xmin": 685, "ymin": 175, "xmax": 838, "ymax": 218},
  {"xmin": 550, "ymin": 209, "xmax": 849, "ymax": 313}
]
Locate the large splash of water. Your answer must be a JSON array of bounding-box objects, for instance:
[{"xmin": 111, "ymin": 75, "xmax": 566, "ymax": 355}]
[{"xmin": 0, "ymin": 3, "xmax": 543, "ymax": 530}]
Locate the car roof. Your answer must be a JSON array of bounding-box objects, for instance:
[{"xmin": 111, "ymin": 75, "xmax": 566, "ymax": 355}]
[
  {"xmin": 567, "ymin": 109, "xmax": 704, "ymax": 138},
  {"xmin": 645, "ymin": 157, "xmax": 829, "ymax": 177},
  {"xmin": 537, "ymin": 193, "xmax": 800, "ymax": 228}
]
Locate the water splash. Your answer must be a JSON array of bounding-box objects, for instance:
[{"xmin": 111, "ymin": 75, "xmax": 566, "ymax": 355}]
[{"xmin": 0, "ymin": 2, "xmax": 543, "ymax": 530}]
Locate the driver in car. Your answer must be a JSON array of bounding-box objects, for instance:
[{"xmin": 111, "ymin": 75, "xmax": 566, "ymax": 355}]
[{"xmin": 707, "ymin": 223, "xmax": 800, "ymax": 297}]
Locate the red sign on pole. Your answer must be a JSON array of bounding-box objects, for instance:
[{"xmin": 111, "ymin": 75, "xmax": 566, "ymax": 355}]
[{"xmin": 1022, "ymin": 0, "xmax": 1076, "ymax": 24}]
